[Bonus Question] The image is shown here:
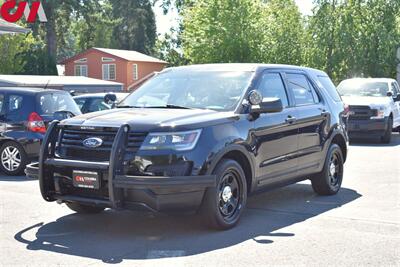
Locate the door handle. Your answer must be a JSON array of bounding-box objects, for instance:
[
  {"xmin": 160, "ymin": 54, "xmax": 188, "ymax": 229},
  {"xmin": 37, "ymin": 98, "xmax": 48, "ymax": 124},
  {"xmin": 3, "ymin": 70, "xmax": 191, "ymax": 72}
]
[
  {"xmin": 320, "ymin": 110, "xmax": 330, "ymax": 118},
  {"xmin": 285, "ymin": 115, "xmax": 296, "ymax": 124}
]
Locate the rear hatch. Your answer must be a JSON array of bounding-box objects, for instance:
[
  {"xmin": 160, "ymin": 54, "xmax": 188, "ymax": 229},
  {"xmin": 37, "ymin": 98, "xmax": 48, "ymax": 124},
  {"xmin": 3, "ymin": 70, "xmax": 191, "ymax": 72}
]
[{"xmin": 37, "ymin": 91, "xmax": 82, "ymax": 127}]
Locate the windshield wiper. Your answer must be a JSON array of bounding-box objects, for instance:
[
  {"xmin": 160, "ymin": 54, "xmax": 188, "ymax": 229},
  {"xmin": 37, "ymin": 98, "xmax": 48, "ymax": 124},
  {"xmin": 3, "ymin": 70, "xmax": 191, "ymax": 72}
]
[
  {"xmin": 117, "ymin": 104, "xmax": 192, "ymax": 109},
  {"xmin": 116, "ymin": 105, "xmax": 139, "ymax": 108},
  {"xmin": 149, "ymin": 104, "xmax": 192, "ymax": 109}
]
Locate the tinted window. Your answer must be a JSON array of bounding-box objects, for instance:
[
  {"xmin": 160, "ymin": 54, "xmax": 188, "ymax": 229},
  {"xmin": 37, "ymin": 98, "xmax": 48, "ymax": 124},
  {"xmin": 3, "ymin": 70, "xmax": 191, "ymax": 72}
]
[
  {"xmin": 9, "ymin": 95, "xmax": 23, "ymax": 112},
  {"xmin": 258, "ymin": 73, "xmax": 289, "ymax": 107},
  {"xmin": 88, "ymin": 98, "xmax": 110, "ymax": 112},
  {"xmin": 74, "ymin": 98, "xmax": 86, "ymax": 110},
  {"xmin": 286, "ymin": 73, "xmax": 319, "ymax": 106},
  {"xmin": 318, "ymin": 76, "xmax": 342, "ymax": 102},
  {"xmin": 39, "ymin": 93, "xmax": 81, "ymax": 115}
]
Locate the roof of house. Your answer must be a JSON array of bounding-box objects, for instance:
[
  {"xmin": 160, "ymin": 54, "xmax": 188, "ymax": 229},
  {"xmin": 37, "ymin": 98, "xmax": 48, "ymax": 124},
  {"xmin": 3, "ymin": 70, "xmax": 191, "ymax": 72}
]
[
  {"xmin": 0, "ymin": 19, "xmax": 29, "ymax": 34},
  {"xmin": 61, "ymin": 47, "xmax": 167, "ymax": 64},
  {"xmin": 0, "ymin": 75, "xmax": 123, "ymax": 87}
]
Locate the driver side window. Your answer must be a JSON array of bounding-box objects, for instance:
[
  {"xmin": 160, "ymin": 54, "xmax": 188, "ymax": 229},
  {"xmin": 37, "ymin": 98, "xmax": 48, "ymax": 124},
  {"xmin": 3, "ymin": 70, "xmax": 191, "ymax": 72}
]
[{"xmin": 258, "ymin": 73, "xmax": 289, "ymax": 107}]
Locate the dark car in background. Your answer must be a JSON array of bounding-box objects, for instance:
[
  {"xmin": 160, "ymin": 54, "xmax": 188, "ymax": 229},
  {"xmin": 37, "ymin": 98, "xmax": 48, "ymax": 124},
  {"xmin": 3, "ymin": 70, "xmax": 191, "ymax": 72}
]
[
  {"xmin": 0, "ymin": 88, "xmax": 81, "ymax": 175},
  {"xmin": 29, "ymin": 64, "xmax": 348, "ymax": 230},
  {"xmin": 73, "ymin": 93, "xmax": 128, "ymax": 114}
]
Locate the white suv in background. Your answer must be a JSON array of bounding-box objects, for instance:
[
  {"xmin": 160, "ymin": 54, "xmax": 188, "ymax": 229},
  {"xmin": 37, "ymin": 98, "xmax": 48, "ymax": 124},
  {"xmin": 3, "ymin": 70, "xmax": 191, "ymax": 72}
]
[{"xmin": 337, "ymin": 78, "xmax": 400, "ymax": 143}]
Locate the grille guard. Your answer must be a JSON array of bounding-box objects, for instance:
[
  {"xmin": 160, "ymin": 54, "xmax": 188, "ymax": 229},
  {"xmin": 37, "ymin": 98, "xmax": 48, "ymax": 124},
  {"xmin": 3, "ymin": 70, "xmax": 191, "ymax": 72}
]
[{"xmin": 36, "ymin": 121, "xmax": 216, "ymax": 209}]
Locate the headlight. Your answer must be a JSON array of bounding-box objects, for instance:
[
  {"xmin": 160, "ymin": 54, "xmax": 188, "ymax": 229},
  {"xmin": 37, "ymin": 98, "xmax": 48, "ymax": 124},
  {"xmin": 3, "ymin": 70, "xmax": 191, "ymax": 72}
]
[
  {"xmin": 140, "ymin": 129, "xmax": 202, "ymax": 151},
  {"xmin": 371, "ymin": 107, "xmax": 385, "ymax": 119}
]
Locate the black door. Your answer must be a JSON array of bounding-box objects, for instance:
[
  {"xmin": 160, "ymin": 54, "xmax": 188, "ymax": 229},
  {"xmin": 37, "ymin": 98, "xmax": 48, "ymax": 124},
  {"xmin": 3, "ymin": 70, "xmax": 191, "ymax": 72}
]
[
  {"xmin": 0, "ymin": 93, "xmax": 6, "ymax": 134},
  {"xmin": 253, "ymin": 71, "xmax": 300, "ymax": 187},
  {"xmin": 284, "ymin": 72, "xmax": 328, "ymax": 176}
]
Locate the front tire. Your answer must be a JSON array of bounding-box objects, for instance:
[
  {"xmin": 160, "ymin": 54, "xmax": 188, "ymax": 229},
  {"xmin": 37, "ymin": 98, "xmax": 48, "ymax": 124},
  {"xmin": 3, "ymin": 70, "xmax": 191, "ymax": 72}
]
[
  {"xmin": 200, "ymin": 159, "xmax": 247, "ymax": 230},
  {"xmin": 66, "ymin": 202, "xmax": 105, "ymax": 214},
  {"xmin": 0, "ymin": 141, "xmax": 28, "ymax": 176},
  {"xmin": 311, "ymin": 144, "xmax": 344, "ymax": 196},
  {"xmin": 381, "ymin": 117, "xmax": 393, "ymax": 144}
]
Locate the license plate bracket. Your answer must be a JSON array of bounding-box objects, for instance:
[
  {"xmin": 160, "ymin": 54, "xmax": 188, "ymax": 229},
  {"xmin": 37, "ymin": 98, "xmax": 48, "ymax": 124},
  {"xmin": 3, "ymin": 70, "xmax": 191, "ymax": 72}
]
[{"xmin": 72, "ymin": 170, "xmax": 100, "ymax": 189}]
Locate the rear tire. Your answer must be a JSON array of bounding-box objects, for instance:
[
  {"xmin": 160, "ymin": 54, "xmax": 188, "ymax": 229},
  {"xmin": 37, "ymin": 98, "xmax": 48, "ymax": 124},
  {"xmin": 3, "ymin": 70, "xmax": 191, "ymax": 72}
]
[
  {"xmin": 311, "ymin": 144, "xmax": 344, "ymax": 196},
  {"xmin": 381, "ymin": 117, "xmax": 393, "ymax": 144},
  {"xmin": 0, "ymin": 141, "xmax": 28, "ymax": 176},
  {"xmin": 66, "ymin": 202, "xmax": 105, "ymax": 214},
  {"xmin": 200, "ymin": 159, "xmax": 247, "ymax": 230}
]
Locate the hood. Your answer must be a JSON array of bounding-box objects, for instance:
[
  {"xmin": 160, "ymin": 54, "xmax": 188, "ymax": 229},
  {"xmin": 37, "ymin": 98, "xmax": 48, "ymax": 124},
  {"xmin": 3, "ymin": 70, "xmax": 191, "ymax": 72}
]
[
  {"xmin": 341, "ymin": 96, "xmax": 391, "ymax": 107},
  {"xmin": 60, "ymin": 108, "xmax": 239, "ymax": 132}
]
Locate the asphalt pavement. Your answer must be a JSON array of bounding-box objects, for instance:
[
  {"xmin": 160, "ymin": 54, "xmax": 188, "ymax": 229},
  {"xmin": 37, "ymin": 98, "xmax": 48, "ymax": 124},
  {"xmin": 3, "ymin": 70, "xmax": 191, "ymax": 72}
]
[{"xmin": 0, "ymin": 134, "xmax": 399, "ymax": 266}]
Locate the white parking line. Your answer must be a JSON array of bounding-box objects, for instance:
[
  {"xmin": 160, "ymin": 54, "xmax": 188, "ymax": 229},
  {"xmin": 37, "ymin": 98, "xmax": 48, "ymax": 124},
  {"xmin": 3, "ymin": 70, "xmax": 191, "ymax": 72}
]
[{"xmin": 145, "ymin": 250, "xmax": 186, "ymax": 267}]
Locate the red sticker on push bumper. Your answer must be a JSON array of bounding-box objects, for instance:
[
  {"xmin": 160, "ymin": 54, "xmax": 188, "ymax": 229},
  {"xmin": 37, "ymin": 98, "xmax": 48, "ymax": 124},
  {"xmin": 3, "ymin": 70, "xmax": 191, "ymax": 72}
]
[{"xmin": 72, "ymin": 170, "xmax": 100, "ymax": 189}]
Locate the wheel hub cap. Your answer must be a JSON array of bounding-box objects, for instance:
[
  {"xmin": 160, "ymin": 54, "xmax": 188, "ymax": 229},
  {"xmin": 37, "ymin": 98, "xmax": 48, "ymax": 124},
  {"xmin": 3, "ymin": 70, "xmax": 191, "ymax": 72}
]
[
  {"xmin": 1, "ymin": 146, "xmax": 21, "ymax": 172},
  {"xmin": 222, "ymin": 186, "xmax": 233, "ymax": 202},
  {"xmin": 329, "ymin": 162, "xmax": 336, "ymax": 177}
]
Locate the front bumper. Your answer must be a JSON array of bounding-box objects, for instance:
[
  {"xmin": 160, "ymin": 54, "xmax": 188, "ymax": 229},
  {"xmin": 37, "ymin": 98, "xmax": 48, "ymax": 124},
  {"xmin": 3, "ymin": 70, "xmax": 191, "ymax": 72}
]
[
  {"xmin": 28, "ymin": 122, "xmax": 216, "ymax": 213},
  {"xmin": 347, "ymin": 117, "xmax": 388, "ymax": 138}
]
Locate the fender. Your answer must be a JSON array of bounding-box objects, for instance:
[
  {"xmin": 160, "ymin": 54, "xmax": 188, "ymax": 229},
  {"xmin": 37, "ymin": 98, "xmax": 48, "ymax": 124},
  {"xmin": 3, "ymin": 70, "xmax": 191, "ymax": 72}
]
[{"xmin": 205, "ymin": 142, "xmax": 257, "ymax": 192}]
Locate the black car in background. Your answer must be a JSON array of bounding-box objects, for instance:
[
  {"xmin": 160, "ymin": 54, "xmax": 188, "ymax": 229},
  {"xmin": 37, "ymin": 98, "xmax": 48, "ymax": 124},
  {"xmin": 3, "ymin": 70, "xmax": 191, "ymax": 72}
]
[
  {"xmin": 73, "ymin": 93, "xmax": 129, "ymax": 114},
  {"xmin": 29, "ymin": 64, "xmax": 348, "ymax": 230},
  {"xmin": 0, "ymin": 88, "xmax": 81, "ymax": 175}
]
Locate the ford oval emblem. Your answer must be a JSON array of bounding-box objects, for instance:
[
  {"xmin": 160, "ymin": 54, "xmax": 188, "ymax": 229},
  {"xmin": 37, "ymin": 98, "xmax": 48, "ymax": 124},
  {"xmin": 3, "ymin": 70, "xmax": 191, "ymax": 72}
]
[{"xmin": 83, "ymin": 137, "xmax": 103, "ymax": 148}]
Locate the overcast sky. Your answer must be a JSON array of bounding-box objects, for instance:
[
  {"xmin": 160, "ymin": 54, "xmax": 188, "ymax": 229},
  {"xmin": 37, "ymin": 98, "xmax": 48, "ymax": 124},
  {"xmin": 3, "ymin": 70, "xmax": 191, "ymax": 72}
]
[{"xmin": 154, "ymin": 0, "xmax": 315, "ymax": 35}]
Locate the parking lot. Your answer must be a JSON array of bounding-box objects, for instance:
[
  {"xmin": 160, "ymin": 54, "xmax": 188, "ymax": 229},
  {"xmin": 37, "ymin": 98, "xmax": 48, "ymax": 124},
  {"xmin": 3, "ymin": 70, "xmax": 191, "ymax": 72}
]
[{"xmin": 0, "ymin": 134, "xmax": 399, "ymax": 266}]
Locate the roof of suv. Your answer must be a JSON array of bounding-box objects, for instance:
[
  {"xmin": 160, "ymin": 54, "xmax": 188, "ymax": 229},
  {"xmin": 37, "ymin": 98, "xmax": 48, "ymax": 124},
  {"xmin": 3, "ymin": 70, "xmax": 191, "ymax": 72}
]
[
  {"xmin": 165, "ymin": 63, "xmax": 328, "ymax": 76},
  {"xmin": 340, "ymin": 78, "xmax": 397, "ymax": 84},
  {"xmin": 0, "ymin": 87, "xmax": 67, "ymax": 95}
]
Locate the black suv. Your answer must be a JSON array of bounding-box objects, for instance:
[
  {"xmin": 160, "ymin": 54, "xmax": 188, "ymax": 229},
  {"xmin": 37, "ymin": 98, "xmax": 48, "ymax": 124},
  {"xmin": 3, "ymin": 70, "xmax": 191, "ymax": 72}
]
[
  {"xmin": 0, "ymin": 88, "xmax": 81, "ymax": 175},
  {"xmin": 28, "ymin": 64, "xmax": 348, "ymax": 230}
]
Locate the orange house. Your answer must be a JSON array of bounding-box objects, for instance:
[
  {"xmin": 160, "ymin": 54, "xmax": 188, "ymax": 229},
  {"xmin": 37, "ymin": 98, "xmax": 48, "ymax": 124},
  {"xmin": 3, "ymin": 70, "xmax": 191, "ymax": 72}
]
[{"xmin": 62, "ymin": 47, "xmax": 167, "ymax": 91}]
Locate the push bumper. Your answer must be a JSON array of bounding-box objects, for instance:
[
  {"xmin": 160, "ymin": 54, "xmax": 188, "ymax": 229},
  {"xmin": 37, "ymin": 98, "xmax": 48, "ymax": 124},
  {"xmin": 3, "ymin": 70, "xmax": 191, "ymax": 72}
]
[
  {"xmin": 27, "ymin": 122, "xmax": 216, "ymax": 212},
  {"xmin": 347, "ymin": 117, "xmax": 388, "ymax": 138}
]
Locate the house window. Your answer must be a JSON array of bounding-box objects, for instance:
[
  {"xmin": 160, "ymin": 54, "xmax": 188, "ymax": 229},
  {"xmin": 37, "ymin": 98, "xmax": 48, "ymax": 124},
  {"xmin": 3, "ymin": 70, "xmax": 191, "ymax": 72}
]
[
  {"xmin": 102, "ymin": 64, "xmax": 116, "ymax": 80},
  {"xmin": 102, "ymin": 57, "xmax": 115, "ymax": 62},
  {"xmin": 133, "ymin": 64, "xmax": 138, "ymax": 80},
  {"xmin": 74, "ymin": 58, "xmax": 87, "ymax": 63},
  {"xmin": 74, "ymin": 65, "xmax": 88, "ymax": 77}
]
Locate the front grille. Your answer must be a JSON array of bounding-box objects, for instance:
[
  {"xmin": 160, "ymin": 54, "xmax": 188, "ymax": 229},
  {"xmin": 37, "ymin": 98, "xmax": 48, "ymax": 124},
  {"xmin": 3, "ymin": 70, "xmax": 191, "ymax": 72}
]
[
  {"xmin": 57, "ymin": 127, "xmax": 147, "ymax": 161},
  {"xmin": 348, "ymin": 105, "xmax": 377, "ymax": 120}
]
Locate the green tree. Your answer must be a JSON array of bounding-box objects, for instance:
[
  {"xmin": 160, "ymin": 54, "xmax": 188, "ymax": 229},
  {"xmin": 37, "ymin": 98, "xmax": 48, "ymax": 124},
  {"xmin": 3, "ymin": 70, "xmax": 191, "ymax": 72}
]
[
  {"xmin": 260, "ymin": 0, "xmax": 304, "ymax": 65},
  {"xmin": 110, "ymin": 0, "xmax": 157, "ymax": 54},
  {"xmin": 182, "ymin": 0, "xmax": 264, "ymax": 63}
]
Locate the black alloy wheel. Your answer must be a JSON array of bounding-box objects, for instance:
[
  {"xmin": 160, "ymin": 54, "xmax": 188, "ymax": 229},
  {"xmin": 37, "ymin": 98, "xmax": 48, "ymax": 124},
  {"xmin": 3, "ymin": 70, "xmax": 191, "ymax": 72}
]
[
  {"xmin": 311, "ymin": 144, "xmax": 344, "ymax": 195},
  {"xmin": 201, "ymin": 159, "xmax": 247, "ymax": 230}
]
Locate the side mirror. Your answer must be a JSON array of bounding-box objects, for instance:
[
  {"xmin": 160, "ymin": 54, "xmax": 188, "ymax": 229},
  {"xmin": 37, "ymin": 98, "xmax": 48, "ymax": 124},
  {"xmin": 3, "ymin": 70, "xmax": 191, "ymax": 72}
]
[
  {"xmin": 250, "ymin": 97, "xmax": 283, "ymax": 114},
  {"xmin": 104, "ymin": 93, "xmax": 117, "ymax": 103},
  {"xmin": 387, "ymin": 91, "xmax": 393, "ymax": 97}
]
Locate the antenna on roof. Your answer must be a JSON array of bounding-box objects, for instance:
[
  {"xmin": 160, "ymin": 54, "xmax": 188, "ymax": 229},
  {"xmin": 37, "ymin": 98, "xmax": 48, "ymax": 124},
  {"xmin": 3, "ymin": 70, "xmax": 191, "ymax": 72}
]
[{"xmin": 43, "ymin": 79, "xmax": 50, "ymax": 90}]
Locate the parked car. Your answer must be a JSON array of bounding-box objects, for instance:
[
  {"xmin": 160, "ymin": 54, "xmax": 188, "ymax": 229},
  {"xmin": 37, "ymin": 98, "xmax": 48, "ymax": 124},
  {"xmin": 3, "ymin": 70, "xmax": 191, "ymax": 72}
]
[
  {"xmin": 73, "ymin": 93, "xmax": 128, "ymax": 114},
  {"xmin": 27, "ymin": 64, "xmax": 348, "ymax": 230},
  {"xmin": 0, "ymin": 88, "xmax": 81, "ymax": 175},
  {"xmin": 337, "ymin": 78, "xmax": 400, "ymax": 143}
]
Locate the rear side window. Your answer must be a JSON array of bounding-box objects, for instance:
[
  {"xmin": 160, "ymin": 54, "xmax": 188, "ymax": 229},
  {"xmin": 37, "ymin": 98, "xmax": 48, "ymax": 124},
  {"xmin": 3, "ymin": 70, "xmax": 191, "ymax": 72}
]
[
  {"xmin": 258, "ymin": 72, "xmax": 289, "ymax": 107},
  {"xmin": 9, "ymin": 95, "xmax": 24, "ymax": 112},
  {"xmin": 88, "ymin": 98, "xmax": 110, "ymax": 112},
  {"xmin": 318, "ymin": 76, "xmax": 342, "ymax": 102},
  {"xmin": 39, "ymin": 93, "xmax": 81, "ymax": 115},
  {"xmin": 286, "ymin": 73, "xmax": 319, "ymax": 106}
]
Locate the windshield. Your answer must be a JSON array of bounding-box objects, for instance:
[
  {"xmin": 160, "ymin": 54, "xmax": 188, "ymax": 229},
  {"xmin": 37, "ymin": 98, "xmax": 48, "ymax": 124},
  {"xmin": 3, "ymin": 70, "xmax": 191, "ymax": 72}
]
[
  {"xmin": 39, "ymin": 93, "xmax": 81, "ymax": 115},
  {"xmin": 121, "ymin": 70, "xmax": 254, "ymax": 111},
  {"xmin": 337, "ymin": 80, "xmax": 389, "ymax": 97}
]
